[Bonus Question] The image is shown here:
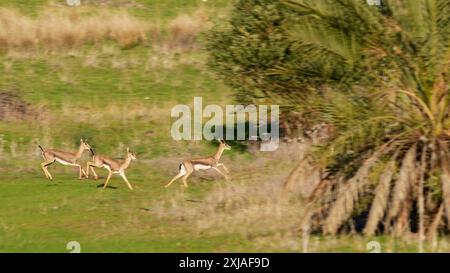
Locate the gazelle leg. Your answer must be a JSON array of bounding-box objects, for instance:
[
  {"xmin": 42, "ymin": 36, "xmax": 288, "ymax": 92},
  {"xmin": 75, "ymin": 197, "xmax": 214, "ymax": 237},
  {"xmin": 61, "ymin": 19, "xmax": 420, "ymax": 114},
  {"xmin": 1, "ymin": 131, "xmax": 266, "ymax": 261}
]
[
  {"xmin": 45, "ymin": 168, "xmax": 53, "ymax": 180},
  {"xmin": 120, "ymin": 172, "xmax": 133, "ymax": 190},
  {"xmin": 86, "ymin": 162, "xmax": 91, "ymax": 178},
  {"xmin": 213, "ymin": 167, "xmax": 229, "ymax": 180},
  {"xmin": 41, "ymin": 162, "xmax": 50, "ymax": 179},
  {"xmin": 46, "ymin": 166, "xmax": 53, "ymax": 180},
  {"xmin": 41, "ymin": 161, "xmax": 54, "ymax": 180},
  {"xmin": 103, "ymin": 171, "xmax": 113, "ymax": 189},
  {"xmin": 90, "ymin": 167, "xmax": 99, "ymax": 180},
  {"xmin": 86, "ymin": 162, "xmax": 99, "ymax": 179},
  {"xmin": 217, "ymin": 163, "xmax": 229, "ymax": 173},
  {"xmin": 86, "ymin": 161, "xmax": 98, "ymax": 179},
  {"xmin": 166, "ymin": 164, "xmax": 189, "ymax": 188},
  {"xmin": 165, "ymin": 173, "xmax": 184, "ymax": 188},
  {"xmin": 181, "ymin": 171, "xmax": 193, "ymax": 188},
  {"xmin": 77, "ymin": 164, "xmax": 87, "ymax": 179}
]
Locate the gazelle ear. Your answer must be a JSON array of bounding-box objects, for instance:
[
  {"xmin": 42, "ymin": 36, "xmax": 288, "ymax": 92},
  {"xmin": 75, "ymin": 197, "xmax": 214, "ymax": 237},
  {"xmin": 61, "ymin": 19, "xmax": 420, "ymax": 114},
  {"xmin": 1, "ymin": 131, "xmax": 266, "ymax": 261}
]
[{"xmin": 127, "ymin": 147, "xmax": 130, "ymax": 153}]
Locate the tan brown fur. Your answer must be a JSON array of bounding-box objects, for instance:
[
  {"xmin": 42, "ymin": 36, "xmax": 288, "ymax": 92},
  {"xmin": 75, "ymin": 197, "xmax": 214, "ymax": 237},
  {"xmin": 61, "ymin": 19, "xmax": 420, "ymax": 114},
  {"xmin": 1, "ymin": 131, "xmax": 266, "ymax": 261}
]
[
  {"xmin": 86, "ymin": 148, "xmax": 136, "ymax": 190},
  {"xmin": 165, "ymin": 139, "xmax": 231, "ymax": 188},
  {"xmin": 38, "ymin": 139, "xmax": 92, "ymax": 180}
]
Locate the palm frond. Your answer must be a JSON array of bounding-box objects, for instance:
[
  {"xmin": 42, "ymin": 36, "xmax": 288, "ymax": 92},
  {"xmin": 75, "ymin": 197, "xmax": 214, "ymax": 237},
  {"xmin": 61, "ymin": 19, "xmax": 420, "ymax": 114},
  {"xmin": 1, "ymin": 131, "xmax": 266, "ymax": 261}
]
[
  {"xmin": 387, "ymin": 144, "xmax": 417, "ymax": 221},
  {"xmin": 290, "ymin": 22, "xmax": 359, "ymax": 64},
  {"xmin": 364, "ymin": 160, "xmax": 396, "ymax": 236},
  {"xmin": 324, "ymin": 149, "xmax": 384, "ymax": 235}
]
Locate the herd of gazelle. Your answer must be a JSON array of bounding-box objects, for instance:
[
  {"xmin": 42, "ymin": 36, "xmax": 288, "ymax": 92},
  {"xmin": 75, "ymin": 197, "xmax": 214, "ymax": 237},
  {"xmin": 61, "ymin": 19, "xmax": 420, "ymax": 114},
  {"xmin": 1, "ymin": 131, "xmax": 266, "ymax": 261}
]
[{"xmin": 38, "ymin": 139, "xmax": 231, "ymax": 190}]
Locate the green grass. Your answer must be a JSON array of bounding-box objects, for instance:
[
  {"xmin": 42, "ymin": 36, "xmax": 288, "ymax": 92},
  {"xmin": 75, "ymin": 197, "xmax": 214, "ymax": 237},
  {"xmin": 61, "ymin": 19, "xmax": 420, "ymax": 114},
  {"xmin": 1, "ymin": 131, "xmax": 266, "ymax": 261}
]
[
  {"xmin": 0, "ymin": 170, "xmax": 251, "ymax": 253},
  {"xmin": 1, "ymin": 0, "xmax": 447, "ymax": 253},
  {"xmin": 0, "ymin": 0, "xmax": 47, "ymax": 15},
  {"xmin": 133, "ymin": 0, "xmax": 231, "ymax": 19},
  {"xmin": 1, "ymin": 49, "xmax": 229, "ymax": 106},
  {"xmin": 0, "ymin": 0, "xmax": 241, "ymax": 252},
  {"xmin": 0, "ymin": 0, "xmax": 231, "ymax": 19},
  {"xmin": 0, "ymin": 170, "xmax": 436, "ymax": 253},
  {"xmin": 0, "ymin": 45, "xmax": 233, "ymax": 157}
]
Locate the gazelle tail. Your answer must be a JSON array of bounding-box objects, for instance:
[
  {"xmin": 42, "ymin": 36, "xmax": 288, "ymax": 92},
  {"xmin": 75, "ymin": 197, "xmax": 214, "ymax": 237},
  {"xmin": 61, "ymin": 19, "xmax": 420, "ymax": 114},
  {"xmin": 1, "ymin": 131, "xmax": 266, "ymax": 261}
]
[{"xmin": 38, "ymin": 145, "xmax": 47, "ymax": 160}]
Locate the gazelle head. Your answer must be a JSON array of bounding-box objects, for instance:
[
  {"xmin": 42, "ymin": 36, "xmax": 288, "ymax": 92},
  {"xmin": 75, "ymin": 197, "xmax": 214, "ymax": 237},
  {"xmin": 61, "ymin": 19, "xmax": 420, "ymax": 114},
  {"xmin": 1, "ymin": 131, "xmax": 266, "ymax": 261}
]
[
  {"xmin": 80, "ymin": 138, "xmax": 93, "ymax": 153},
  {"xmin": 126, "ymin": 148, "xmax": 137, "ymax": 160},
  {"xmin": 218, "ymin": 139, "xmax": 231, "ymax": 150}
]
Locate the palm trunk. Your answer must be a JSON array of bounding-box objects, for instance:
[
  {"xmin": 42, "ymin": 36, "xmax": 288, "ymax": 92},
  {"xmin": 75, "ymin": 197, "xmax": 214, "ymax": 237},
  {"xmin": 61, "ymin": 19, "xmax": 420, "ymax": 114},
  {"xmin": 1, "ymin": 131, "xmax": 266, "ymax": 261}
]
[
  {"xmin": 301, "ymin": 220, "xmax": 310, "ymax": 253},
  {"xmin": 418, "ymin": 178, "xmax": 425, "ymax": 252},
  {"xmin": 427, "ymin": 204, "xmax": 444, "ymax": 251},
  {"xmin": 394, "ymin": 199, "xmax": 411, "ymax": 237},
  {"xmin": 417, "ymin": 145, "xmax": 427, "ymax": 253},
  {"xmin": 281, "ymin": 158, "xmax": 307, "ymax": 198}
]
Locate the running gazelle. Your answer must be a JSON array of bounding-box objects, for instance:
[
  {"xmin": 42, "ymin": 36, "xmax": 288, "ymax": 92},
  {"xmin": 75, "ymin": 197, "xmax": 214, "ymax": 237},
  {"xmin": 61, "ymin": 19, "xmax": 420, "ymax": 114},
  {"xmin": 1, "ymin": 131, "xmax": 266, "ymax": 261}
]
[
  {"xmin": 38, "ymin": 139, "xmax": 93, "ymax": 180},
  {"xmin": 86, "ymin": 148, "xmax": 137, "ymax": 190},
  {"xmin": 165, "ymin": 139, "xmax": 231, "ymax": 188}
]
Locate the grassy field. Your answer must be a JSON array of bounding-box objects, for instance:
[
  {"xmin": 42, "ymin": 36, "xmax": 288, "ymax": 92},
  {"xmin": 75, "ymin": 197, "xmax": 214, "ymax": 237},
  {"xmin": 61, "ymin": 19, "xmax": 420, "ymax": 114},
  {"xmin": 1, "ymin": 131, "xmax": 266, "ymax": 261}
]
[
  {"xmin": 0, "ymin": 0, "xmax": 261, "ymax": 253},
  {"xmin": 1, "ymin": 0, "xmax": 449, "ymax": 253},
  {"xmin": 0, "ymin": 0, "xmax": 232, "ymax": 253},
  {"xmin": 0, "ymin": 173, "xmax": 247, "ymax": 252},
  {"xmin": 4, "ymin": 164, "xmax": 445, "ymax": 253}
]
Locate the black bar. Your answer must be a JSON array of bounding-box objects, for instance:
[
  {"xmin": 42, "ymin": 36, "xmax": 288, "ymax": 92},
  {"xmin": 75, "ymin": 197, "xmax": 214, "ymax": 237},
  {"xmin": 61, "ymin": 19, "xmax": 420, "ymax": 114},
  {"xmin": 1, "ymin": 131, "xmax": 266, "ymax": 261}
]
[{"xmin": 0, "ymin": 253, "xmax": 447, "ymax": 272}]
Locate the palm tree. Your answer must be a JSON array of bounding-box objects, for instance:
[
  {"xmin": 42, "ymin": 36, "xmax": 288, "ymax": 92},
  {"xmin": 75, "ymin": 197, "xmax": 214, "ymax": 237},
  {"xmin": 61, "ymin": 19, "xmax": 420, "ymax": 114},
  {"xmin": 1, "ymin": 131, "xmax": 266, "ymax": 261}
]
[{"xmin": 280, "ymin": 0, "xmax": 450, "ymax": 248}]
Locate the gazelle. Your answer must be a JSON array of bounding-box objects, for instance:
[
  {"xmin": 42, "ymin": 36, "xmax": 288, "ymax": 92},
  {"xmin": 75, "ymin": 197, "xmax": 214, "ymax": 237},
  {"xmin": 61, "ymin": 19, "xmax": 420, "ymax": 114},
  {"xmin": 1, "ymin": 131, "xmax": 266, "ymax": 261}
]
[
  {"xmin": 165, "ymin": 139, "xmax": 231, "ymax": 188},
  {"xmin": 86, "ymin": 148, "xmax": 137, "ymax": 190},
  {"xmin": 38, "ymin": 139, "xmax": 93, "ymax": 180}
]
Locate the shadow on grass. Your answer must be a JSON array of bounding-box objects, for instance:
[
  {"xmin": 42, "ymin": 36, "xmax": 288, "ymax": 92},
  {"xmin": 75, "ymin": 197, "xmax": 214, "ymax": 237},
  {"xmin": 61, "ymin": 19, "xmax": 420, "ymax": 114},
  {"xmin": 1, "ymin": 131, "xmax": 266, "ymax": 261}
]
[{"xmin": 96, "ymin": 184, "xmax": 118, "ymax": 189}]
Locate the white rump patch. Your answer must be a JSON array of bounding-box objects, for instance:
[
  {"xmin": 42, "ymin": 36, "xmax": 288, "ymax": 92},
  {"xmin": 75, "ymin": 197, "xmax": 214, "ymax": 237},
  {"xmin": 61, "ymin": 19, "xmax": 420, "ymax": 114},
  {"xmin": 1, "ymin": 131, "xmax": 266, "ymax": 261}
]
[{"xmin": 179, "ymin": 164, "xmax": 187, "ymax": 175}]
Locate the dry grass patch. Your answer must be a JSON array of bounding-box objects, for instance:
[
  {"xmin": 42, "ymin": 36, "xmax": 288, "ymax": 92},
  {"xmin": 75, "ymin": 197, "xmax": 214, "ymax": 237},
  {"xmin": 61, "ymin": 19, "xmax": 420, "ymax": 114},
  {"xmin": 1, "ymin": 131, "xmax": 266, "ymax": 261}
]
[
  {"xmin": 0, "ymin": 7, "xmax": 149, "ymax": 50},
  {"xmin": 155, "ymin": 174, "xmax": 305, "ymax": 241},
  {"xmin": 155, "ymin": 9, "xmax": 210, "ymax": 53},
  {"xmin": 151, "ymin": 142, "xmax": 306, "ymax": 249},
  {"xmin": 0, "ymin": 6, "xmax": 213, "ymax": 54}
]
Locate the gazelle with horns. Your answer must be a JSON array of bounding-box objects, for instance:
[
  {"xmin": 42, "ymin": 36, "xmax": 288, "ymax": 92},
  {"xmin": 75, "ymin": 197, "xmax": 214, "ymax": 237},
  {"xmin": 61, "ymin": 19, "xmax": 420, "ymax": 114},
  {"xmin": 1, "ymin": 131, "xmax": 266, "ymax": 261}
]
[
  {"xmin": 86, "ymin": 148, "xmax": 137, "ymax": 190},
  {"xmin": 165, "ymin": 139, "xmax": 231, "ymax": 188},
  {"xmin": 38, "ymin": 139, "xmax": 93, "ymax": 180}
]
